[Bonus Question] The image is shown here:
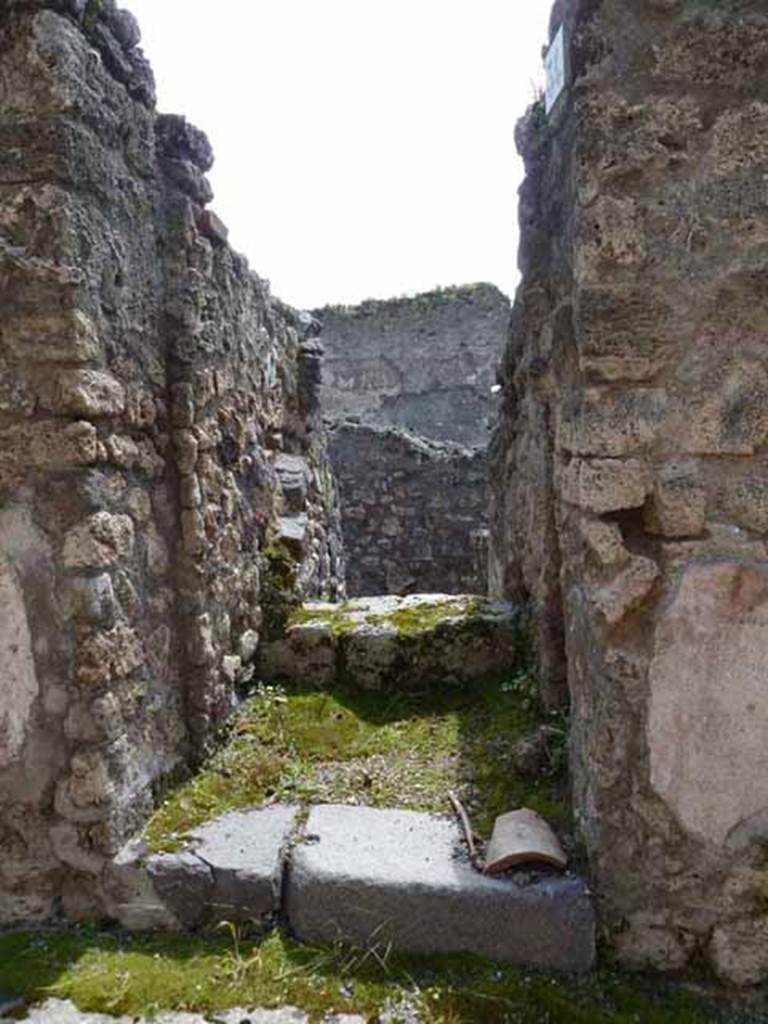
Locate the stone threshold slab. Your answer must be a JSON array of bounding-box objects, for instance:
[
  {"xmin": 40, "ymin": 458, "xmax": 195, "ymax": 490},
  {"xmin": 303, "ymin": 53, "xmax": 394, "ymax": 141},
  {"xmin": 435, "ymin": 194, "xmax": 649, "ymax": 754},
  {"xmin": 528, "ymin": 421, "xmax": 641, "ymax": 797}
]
[
  {"xmin": 21, "ymin": 999, "xmax": 361, "ymax": 1023},
  {"xmin": 104, "ymin": 805, "xmax": 300, "ymax": 932},
  {"xmin": 285, "ymin": 804, "xmax": 595, "ymax": 971},
  {"xmin": 105, "ymin": 802, "xmax": 594, "ymax": 972}
]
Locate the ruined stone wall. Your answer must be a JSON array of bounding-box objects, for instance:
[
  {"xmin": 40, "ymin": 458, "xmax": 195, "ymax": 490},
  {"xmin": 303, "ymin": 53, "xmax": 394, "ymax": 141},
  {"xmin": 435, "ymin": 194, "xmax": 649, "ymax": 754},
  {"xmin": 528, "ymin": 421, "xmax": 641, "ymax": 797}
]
[
  {"xmin": 491, "ymin": 0, "xmax": 768, "ymax": 984},
  {"xmin": 317, "ymin": 286, "xmax": 508, "ymax": 596},
  {"xmin": 0, "ymin": 0, "xmax": 342, "ymax": 924},
  {"xmin": 317, "ymin": 284, "xmax": 508, "ymax": 448},
  {"xmin": 329, "ymin": 423, "xmax": 488, "ymax": 596}
]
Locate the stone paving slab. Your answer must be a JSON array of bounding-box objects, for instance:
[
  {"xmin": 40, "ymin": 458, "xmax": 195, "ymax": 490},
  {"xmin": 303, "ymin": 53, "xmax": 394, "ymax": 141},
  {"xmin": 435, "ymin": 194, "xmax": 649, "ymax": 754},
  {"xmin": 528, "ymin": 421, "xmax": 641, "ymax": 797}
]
[
  {"xmin": 259, "ymin": 593, "xmax": 520, "ymax": 690},
  {"xmin": 105, "ymin": 805, "xmax": 299, "ymax": 931},
  {"xmin": 286, "ymin": 804, "xmax": 595, "ymax": 971},
  {"xmin": 191, "ymin": 805, "xmax": 300, "ymax": 924},
  {"xmin": 20, "ymin": 1001, "xmax": 348, "ymax": 1023}
]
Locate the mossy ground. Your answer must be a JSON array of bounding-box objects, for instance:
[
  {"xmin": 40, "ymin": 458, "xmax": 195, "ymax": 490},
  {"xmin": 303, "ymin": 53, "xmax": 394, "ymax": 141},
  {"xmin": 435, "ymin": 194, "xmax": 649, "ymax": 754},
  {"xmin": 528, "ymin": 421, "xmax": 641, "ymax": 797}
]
[
  {"xmin": 33, "ymin": 614, "xmax": 764, "ymax": 1021},
  {"xmin": 5, "ymin": 656, "xmax": 767, "ymax": 1020},
  {"xmin": 0, "ymin": 926, "xmax": 763, "ymax": 1023},
  {"xmin": 144, "ymin": 670, "xmax": 567, "ymax": 854},
  {"xmin": 286, "ymin": 596, "xmax": 483, "ymax": 639}
]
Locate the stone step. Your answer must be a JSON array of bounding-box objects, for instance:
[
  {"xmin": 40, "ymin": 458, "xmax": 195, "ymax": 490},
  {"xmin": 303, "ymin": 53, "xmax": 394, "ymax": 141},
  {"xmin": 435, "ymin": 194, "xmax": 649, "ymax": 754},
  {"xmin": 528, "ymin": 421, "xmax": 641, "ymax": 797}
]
[
  {"xmin": 259, "ymin": 593, "xmax": 520, "ymax": 689},
  {"xmin": 104, "ymin": 805, "xmax": 300, "ymax": 932},
  {"xmin": 22, "ymin": 1000, "xmax": 360, "ymax": 1023},
  {"xmin": 107, "ymin": 803, "xmax": 595, "ymax": 973},
  {"xmin": 286, "ymin": 805, "xmax": 595, "ymax": 972}
]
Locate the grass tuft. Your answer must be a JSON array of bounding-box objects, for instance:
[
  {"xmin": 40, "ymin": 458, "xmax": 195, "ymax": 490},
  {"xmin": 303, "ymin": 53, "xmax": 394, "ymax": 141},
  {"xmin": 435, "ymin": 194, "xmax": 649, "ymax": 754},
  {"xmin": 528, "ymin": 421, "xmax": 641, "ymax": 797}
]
[{"xmin": 0, "ymin": 927, "xmax": 757, "ymax": 1023}]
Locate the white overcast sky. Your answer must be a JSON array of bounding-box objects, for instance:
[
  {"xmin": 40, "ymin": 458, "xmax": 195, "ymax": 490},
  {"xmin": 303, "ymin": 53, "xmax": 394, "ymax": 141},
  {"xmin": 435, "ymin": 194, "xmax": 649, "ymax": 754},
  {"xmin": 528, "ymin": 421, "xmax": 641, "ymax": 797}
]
[{"xmin": 125, "ymin": 1, "xmax": 551, "ymax": 310}]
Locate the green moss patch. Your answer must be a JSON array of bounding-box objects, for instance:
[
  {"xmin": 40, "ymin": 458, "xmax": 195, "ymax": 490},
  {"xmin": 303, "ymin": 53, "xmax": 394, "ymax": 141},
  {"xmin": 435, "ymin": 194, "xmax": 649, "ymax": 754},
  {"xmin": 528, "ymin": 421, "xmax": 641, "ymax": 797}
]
[
  {"xmin": 261, "ymin": 542, "xmax": 301, "ymax": 640},
  {"xmin": 0, "ymin": 927, "xmax": 756, "ymax": 1023},
  {"xmin": 83, "ymin": 0, "xmax": 103, "ymax": 29},
  {"xmin": 145, "ymin": 671, "xmax": 566, "ymax": 854},
  {"xmin": 367, "ymin": 597, "xmax": 483, "ymax": 637},
  {"xmin": 288, "ymin": 596, "xmax": 485, "ymax": 640},
  {"xmin": 287, "ymin": 601, "xmax": 359, "ymax": 638}
]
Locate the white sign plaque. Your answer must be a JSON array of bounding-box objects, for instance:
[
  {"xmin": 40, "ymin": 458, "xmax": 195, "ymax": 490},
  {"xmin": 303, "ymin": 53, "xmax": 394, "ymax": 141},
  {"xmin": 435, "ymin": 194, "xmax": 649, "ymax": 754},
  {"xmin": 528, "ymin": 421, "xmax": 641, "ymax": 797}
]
[{"xmin": 544, "ymin": 25, "xmax": 566, "ymax": 114}]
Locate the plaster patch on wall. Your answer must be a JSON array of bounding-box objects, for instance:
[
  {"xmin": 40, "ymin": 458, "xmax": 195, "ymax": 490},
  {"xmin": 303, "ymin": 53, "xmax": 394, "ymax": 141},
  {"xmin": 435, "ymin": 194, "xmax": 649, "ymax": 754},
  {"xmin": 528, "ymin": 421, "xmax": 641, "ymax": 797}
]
[
  {"xmin": 0, "ymin": 551, "xmax": 38, "ymax": 769},
  {"xmin": 648, "ymin": 562, "xmax": 768, "ymax": 846}
]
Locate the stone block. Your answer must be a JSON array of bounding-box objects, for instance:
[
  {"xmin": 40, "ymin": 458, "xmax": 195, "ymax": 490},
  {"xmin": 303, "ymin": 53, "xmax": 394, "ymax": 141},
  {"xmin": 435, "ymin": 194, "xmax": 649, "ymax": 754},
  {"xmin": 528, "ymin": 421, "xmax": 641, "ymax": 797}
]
[
  {"xmin": 1, "ymin": 420, "xmax": 98, "ymax": 476},
  {"xmin": 709, "ymin": 916, "xmax": 768, "ymax": 987},
  {"xmin": 76, "ymin": 623, "xmax": 144, "ymax": 686},
  {"xmin": 279, "ymin": 515, "xmax": 308, "ymax": 558},
  {"xmin": 720, "ymin": 476, "xmax": 768, "ymax": 535},
  {"xmin": 2, "ymin": 309, "xmax": 100, "ymax": 363},
  {"xmin": 23, "ymin": 1000, "xmax": 133, "ymax": 1023},
  {"xmin": 23, "ymin": 1002, "xmax": 315, "ymax": 1023},
  {"xmin": 107, "ymin": 806, "xmax": 298, "ymax": 932},
  {"xmin": 574, "ymin": 287, "xmax": 672, "ymax": 383},
  {"xmin": 53, "ymin": 369, "xmax": 126, "ymax": 417},
  {"xmin": 559, "ymin": 458, "xmax": 652, "ymax": 513},
  {"xmin": 644, "ymin": 463, "xmax": 706, "ymax": 538},
  {"xmin": 146, "ymin": 852, "xmax": 214, "ymax": 930},
  {"xmin": 105, "ymin": 434, "xmax": 139, "ymax": 469},
  {"xmin": 286, "ymin": 805, "xmax": 595, "ymax": 970},
  {"xmin": 274, "ymin": 454, "xmax": 310, "ymax": 513},
  {"xmin": 171, "ymin": 382, "xmax": 195, "ymax": 427},
  {"xmin": 181, "ymin": 508, "xmax": 206, "ymax": 555},
  {"xmin": 343, "ymin": 625, "xmax": 399, "ymax": 689},
  {"xmin": 156, "ymin": 114, "xmax": 215, "ymax": 172},
  {"xmin": 590, "ymin": 554, "xmax": 659, "ymax": 626},
  {"xmin": 259, "ymin": 625, "xmax": 337, "ymax": 688},
  {"xmin": 25, "ymin": 999, "xmax": 318, "ymax": 1024},
  {"xmin": 54, "ymin": 751, "xmax": 112, "ymax": 823},
  {"xmin": 62, "ymin": 512, "xmax": 135, "ymax": 569},
  {"xmin": 173, "ymin": 429, "xmax": 199, "ymax": 474},
  {"xmin": 558, "ymin": 389, "xmax": 666, "ymax": 457},
  {"xmin": 261, "ymin": 595, "xmax": 520, "ymax": 690},
  {"xmin": 671, "ymin": 353, "xmax": 768, "ymax": 457},
  {"xmin": 104, "ymin": 839, "xmax": 181, "ymax": 931},
  {"xmin": 189, "ymin": 805, "xmax": 300, "ymax": 926},
  {"xmin": 575, "ymin": 196, "xmax": 646, "ymax": 283},
  {"xmin": 60, "ymin": 573, "xmax": 117, "ymax": 628},
  {"xmin": 198, "ymin": 208, "xmax": 229, "ymax": 244},
  {"xmin": 179, "ymin": 473, "xmax": 202, "ymax": 509},
  {"xmin": 580, "ymin": 518, "xmax": 628, "ymax": 568}
]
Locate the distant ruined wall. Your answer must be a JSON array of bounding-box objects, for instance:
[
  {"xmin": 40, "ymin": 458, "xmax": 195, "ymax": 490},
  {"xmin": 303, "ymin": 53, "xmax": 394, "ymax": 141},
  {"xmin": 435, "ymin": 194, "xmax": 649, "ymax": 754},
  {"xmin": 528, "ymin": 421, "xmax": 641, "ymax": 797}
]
[
  {"xmin": 329, "ymin": 423, "xmax": 488, "ymax": 596},
  {"xmin": 318, "ymin": 284, "xmax": 508, "ymax": 448},
  {"xmin": 491, "ymin": 0, "xmax": 768, "ymax": 984},
  {"xmin": 0, "ymin": 0, "xmax": 342, "ymax": 923},
  {"xmin": 318, "ymin": 286, "xmax": 509, "ymax": 596}
]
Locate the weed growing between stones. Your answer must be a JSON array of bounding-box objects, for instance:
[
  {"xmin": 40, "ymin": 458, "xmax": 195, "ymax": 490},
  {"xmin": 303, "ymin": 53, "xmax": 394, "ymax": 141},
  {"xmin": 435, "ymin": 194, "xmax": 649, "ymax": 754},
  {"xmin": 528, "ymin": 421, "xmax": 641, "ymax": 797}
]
[
  {"xmin": 144, "ymin": 672, "xmax": 568, "ymax": 854},
  {"xmin": 82, "ymin": 0, "xmax": 103, "ymax": 30},
  {"xmin": 261, "ymin": 542, "xmax": 302, "ymax": 640},
  {"xmin": 0, "ymin": 926, "xmax": 758, "ymax": 1022}
]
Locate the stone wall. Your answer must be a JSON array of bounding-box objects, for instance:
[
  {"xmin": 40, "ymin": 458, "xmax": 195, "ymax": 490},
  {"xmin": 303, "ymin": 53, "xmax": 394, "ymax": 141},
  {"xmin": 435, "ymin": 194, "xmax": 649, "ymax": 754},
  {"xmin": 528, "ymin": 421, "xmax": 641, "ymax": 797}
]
[
  {"xmin": 0, "ymin": 0, "xmax": 342, "ymax": 924},
  {"xmin": 318, "ymin": 286, "xmax": 509, "ymax": 596},
  {"xmin": 329, "ymin": 423, "xmax": 488, "ymax": 596},
  {"xmin": 490, "ymin": 0, "xmax": 768, "ymax": 984},
  {"xmin": 317, "ymin": 284, "xmax": 509, "ymax": 448}
]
